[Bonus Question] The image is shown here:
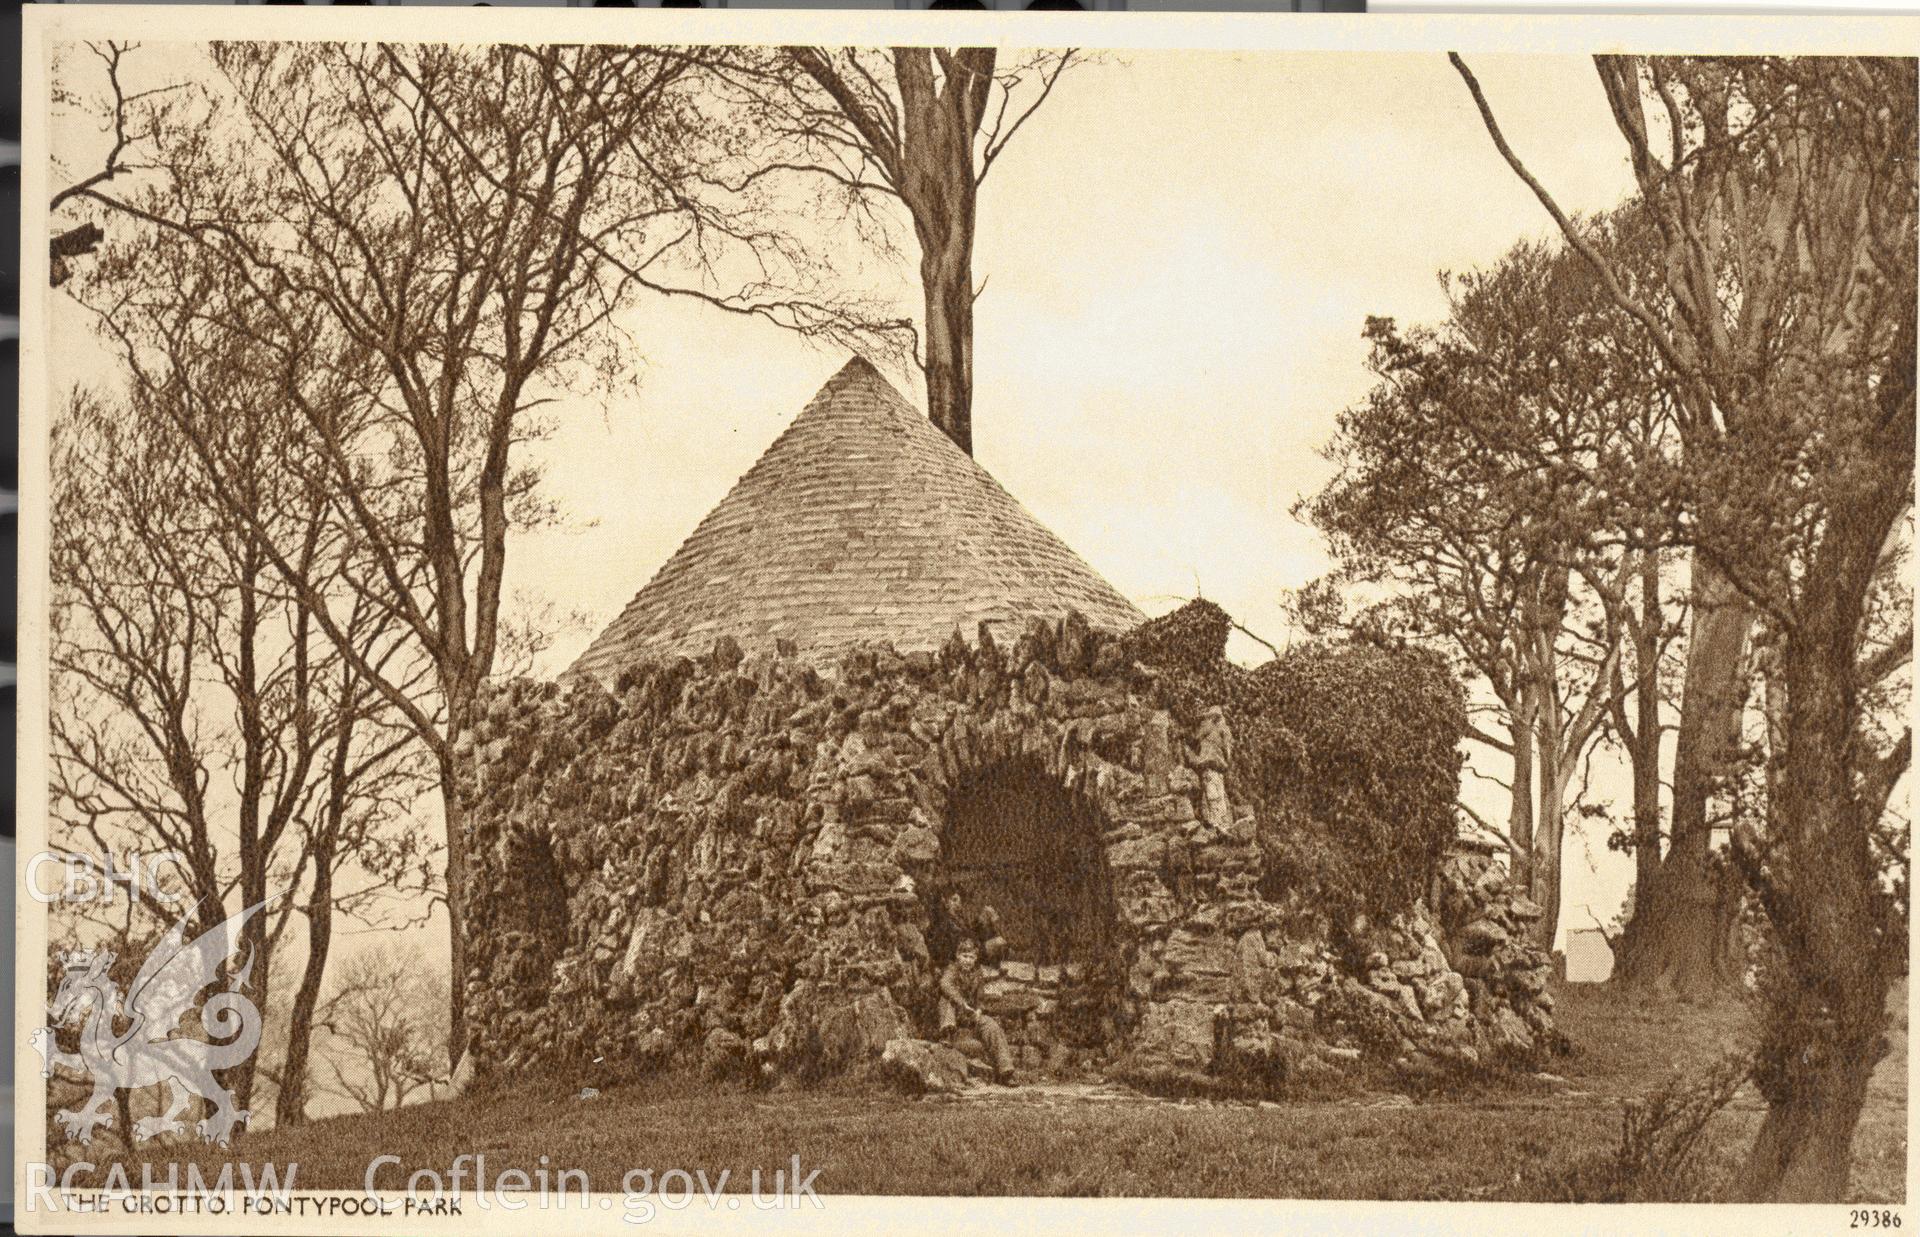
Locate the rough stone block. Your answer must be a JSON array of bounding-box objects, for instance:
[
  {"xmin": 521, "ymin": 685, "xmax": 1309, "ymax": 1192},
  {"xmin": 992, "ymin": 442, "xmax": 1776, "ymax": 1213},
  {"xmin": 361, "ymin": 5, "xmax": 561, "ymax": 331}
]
[
  {"xmin": 1489, "ymin": 1005, "xmax": 1534, "ymax": 1056},
  {"xmin": 702, "ymin": 1028, "xmax": 749, "ymax": 1079},
  {"xmin": 1107, "ymin": 834, "xmax": 1167, "ymax": 869},
  {"xmin": 1127, "ymin": 794, "xmax": 1197, "ymax": 825},
  {"xmin": 892, "ymin": 825, "xmax": 939, "ymax": 864},
  {"xmin": 1141, "ymin": 711, "xmax": 1175, "ymax": 795},
  {"xmin": 1129, "ymin": 1000, "xmax": 1218, "ymax": 1071},
  {"xmin": 879, "ymin": 1037, "xmax": 974, "ymax": 1095},
  {"xmin": 1200, "ymin": 770, "xmax": 1234, "ymax": 831},
  {"xmin": 1191, "ymin": 706, "xmax": 1233, "ymax": 771},
  {"xmin": 1459, "ymin": 918, "xmax": 1508, "ymax": 955},
  {"xmin": 1161, "ymin": 928, "xmax": 1237, "ymax": 1001}
]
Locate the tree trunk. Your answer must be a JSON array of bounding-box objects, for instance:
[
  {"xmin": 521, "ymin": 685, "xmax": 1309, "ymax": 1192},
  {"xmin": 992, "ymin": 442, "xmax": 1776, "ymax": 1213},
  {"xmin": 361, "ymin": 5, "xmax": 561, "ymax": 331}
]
[
  {"xmin": 439, "ymin": 685, "xmax": 476, "ymax": 1073},
  {"xmin": 1737, "ymin": 642, "xmax": 1894, "ymax": 1201},
  {"xmin": 273, "ymin": 921, "xmax": 330, "ymax": 1130},
  {"xmin": 1668, "ymin": 563, "xmax": 1752, "ymax": 870},
  {"xmin": 1629, "ymin": 549, "xmax": 1664, "ymax": 903},
  {"xmin": 1740, "ymin": 1043, "xmax": 1883, "ymax": 1201},
  {"xmin": 1629, "ymin": 716, "xmax": 1662, "ymax": 910},
  {"xmin": 791, "ymin": 47, "xmax": 993, "ymax": 456},
  {"xmin": 1613, "ymin": 854, "xmax": 1746, "ymax": 997},
  {"xmin": 1532, "ymin": 748, "xmax": 1571, "ymax": 951},
  {"xmin": 442, "ymin": 763, "xmax": 468, "ymax": 1074},
  {"xmin": 230, "ymin": 551, "xmax": 268, "ymax": 1117},
  {"xmin": 918, "ymin": 218, "xmax": 975, "ymax": 456},
  {"xmin": 1735, "ymin": 376, "xmax": 1909, "ymax": 1200},
  {"xmin": 228, "ymin": 913, "xmax": 268, "ymax": 1118},
  {"xmin": 1506, "ymin": 707, "xmax": 1536, "ymax": 894},
  {"xmin": 274, "ymin": 817, "xmax": 337, "ymax": 1129},
  {"xmin": 890, "ymin": 45, "xmax": 988, "ymax": 458},
  {"xmin": 899, "ymin": 100, "xmax": 979, "ymax": 457},
  {"xmin": 1614, "ymin": 560, "xmax": 1751, "ymax": 995}
]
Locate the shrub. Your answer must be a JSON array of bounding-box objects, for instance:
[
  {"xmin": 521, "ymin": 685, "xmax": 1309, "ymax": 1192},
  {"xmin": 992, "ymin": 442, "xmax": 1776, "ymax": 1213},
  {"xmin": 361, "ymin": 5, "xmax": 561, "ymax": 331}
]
[
  {"xmin": 1517, "ymin": 1052, "xmax": 1751, "ymax": 1202},
  {"xmin": 1123, "ymin": 601, "xmax": 1466, "ymax": 927},
  {"xmin": 1244, "ymin": 641, "xmax": 1464, "ymax": 924}
]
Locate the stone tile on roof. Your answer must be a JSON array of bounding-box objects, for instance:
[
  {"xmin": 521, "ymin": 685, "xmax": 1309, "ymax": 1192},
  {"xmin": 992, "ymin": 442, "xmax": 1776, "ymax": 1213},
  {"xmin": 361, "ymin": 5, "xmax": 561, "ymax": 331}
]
[{"xmin": 566, "ymin": 356, "xmax": 1145, "ymax": 679}]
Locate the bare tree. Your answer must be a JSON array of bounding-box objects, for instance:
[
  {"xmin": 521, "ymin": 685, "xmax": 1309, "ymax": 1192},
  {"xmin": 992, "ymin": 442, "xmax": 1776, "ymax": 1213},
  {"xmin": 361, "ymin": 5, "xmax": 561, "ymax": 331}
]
[
  {"xmin": 58, "ymin": 42, "xmax": 902, "ymax": 1071},
  {"xmin": 1454, "ymin": 51, "xmax": 1915, "ymax": 1201},
  {"xmin": 318, "ymin": 946, "xmax": 447, "ymax": 1115},
  {"xmin": 714, "ymin": 47, "xmax": 1080, "ymax": 455},
  {"xmin": 270, "ymin": 662, "xmax": 436, "ymax": 1129},
  {"xmin": 51, "ymin": 366, "xmax": 431, "ymax": 1121},
  {"xmin": 46, "ymin": 42, "xmax": 185, "ymax": 286}
]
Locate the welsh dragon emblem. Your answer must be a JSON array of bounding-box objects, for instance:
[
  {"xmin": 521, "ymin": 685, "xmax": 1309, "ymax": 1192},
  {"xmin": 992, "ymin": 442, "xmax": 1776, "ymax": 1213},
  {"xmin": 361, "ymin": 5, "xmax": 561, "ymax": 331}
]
[{"xmin": 32, "ymin": 894, "xmax": 282, "ymax": 1147}]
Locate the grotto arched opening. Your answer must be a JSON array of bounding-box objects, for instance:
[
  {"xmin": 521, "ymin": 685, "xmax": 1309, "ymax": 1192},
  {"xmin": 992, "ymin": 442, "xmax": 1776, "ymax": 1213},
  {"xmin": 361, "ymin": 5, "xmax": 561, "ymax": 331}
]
[{"xmin": 926, "ymin": 757, "xmax": 1125, "ymax": 1058}]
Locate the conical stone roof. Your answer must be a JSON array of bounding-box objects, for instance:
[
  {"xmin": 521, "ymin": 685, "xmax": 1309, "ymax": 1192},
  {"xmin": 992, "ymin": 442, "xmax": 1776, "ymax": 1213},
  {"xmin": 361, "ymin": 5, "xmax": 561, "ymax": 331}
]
[{"xmin": 567, "ymin": 357, "xmax": 1145, "ymax": 678}]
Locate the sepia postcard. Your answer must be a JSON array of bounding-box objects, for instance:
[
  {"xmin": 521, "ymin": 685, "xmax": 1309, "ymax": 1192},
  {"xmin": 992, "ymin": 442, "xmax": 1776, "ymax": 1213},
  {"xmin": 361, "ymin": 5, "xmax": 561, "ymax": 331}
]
[{"xmin": 16, "ymin": 5, "xmax": 1919, "ymax": 1233}]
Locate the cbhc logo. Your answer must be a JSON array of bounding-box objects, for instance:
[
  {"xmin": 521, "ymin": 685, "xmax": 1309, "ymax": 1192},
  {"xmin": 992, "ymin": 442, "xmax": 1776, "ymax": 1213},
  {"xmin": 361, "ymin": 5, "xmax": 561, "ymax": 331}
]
[{"xmin": 25, "ymin": 851, "xmax": 188, "ymax": 905}]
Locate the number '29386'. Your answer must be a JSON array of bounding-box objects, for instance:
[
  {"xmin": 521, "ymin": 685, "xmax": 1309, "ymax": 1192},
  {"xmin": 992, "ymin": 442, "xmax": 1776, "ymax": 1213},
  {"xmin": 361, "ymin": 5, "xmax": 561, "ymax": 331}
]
[{"xmin": 1851, "ymin": 1210, "xmax": 1903, "ymax": 1229}]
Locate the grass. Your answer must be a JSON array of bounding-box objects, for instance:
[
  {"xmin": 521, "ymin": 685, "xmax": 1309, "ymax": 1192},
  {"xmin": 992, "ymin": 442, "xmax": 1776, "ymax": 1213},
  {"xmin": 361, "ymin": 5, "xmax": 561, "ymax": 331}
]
[{"xmin": 72, "ymin": 980, "xmax": 1906, "ymax": 1202}]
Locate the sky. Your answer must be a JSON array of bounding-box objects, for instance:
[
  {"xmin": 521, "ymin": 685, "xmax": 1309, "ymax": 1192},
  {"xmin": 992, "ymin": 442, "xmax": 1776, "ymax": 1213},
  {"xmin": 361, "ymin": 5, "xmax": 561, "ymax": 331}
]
[{"xmin": 44, "ymin": 46, "xmax": 1646, "ymax": 1010}]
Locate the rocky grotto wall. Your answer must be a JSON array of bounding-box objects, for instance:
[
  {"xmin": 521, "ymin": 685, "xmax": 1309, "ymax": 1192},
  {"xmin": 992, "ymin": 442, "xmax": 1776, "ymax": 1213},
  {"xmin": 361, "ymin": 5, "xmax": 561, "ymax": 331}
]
[{"xmin": 457, "ymin": 604, "xmax": 1560, "ymax": 1096}]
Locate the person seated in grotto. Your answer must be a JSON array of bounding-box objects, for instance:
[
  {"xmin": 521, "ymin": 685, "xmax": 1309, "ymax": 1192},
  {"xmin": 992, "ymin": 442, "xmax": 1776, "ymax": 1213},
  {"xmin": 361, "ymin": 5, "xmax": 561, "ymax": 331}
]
[
  {"xmin": 972, "ymin": 901, "xmax": 1009, "ymax": 966},
  {"xmin": 928, "ymin": 889, "xmax": 1009, "ymax": 966},
  {"xmin": 938, "ymin": 937, "xmax": 1016, "ymax": 1085}
]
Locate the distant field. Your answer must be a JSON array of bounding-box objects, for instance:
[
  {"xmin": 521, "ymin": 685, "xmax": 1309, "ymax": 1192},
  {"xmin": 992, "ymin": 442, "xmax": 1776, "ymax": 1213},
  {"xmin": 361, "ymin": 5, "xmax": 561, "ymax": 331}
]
[{"xmin": 76, "ymin": 981, "xmax": 1906, "ymax": 1203}]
